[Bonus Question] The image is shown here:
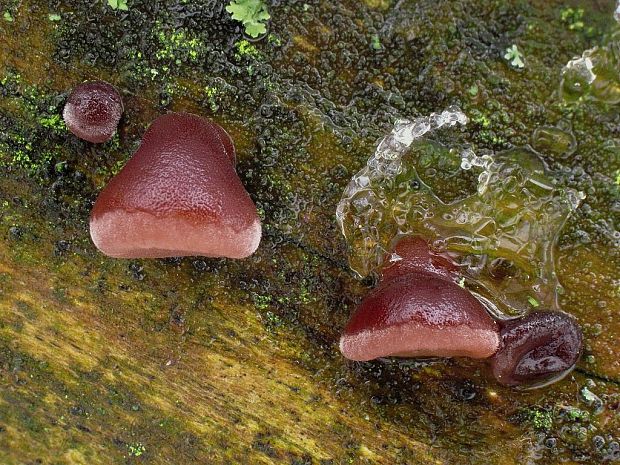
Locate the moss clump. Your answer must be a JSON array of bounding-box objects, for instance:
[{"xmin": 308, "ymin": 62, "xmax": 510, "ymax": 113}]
[
  {"xmin": 517, "ymin": 408, "xmax": 554, "ymax": 431},
  {"xmin": 234, "ymin": 39, "xmax": 262, "ymax": 60},
  {"xmin": 253, "ymin": 293, "xmax": 272, "ymax": 310},
  {"xmin": 560, "ymin": 7, "xmax": 586, "ymax": 32},
  {"xmin": 155, "ymin": 26, "xmax": 204, "ymax": 64},
  {"xmin": 127, "ymin": 443, "xmax": 146, "ymax": 457},
  {"xmin": 38, "ymin": 113, "xmax": 66, "ymax": 133}
]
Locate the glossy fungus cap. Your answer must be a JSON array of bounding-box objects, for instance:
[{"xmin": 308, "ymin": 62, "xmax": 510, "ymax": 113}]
[
  {"xmin": 340, "ymin": 237, "xmax": 500, "ymax": 362},
  {"xmin": 382, "ymin": 236, "xmax": 459, "ymax": 281},
  {"xmin": 63, "ymin": 80, "xmax": 124, "ymax": 143},
  {"xmin": 90, "ymin": 112, "xmax": 261, "ymax": 259},
  {"xmin": 491, "ymin": 311, "xmax": 583, "ymax": 387}
]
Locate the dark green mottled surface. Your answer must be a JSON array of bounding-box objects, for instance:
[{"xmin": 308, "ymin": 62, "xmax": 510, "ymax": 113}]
[{"xmin": 0, "ymin": 1, "xmax": 618, "ymax": 464}]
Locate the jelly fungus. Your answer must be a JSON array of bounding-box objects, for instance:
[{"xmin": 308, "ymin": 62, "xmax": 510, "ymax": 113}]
[
  {"xmin": 336, "ymin": 108, "xmax": 584, "ymax": 388},
  {"xmin": 339, "ymin": 237, "xmax": 500, "ymax": 362},
  {"xmin": 491, "ymin": 311, "xmax": 583, "ymax": 387},
  {"xmin": 337, "ymin": 107, "xmax": 582, "ymax": 314},
  {"xmin": 63, "ymin": 81, "xmax": 124, "ymax": 143},
  {"xmin": 90, "ymin": 113, "xmax": 261, "ymax": 259}
]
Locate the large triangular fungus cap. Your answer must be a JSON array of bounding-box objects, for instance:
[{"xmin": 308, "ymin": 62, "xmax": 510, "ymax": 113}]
[
  {"xmin": 340, "ymin": 237, "xmax": 500, "ymax": 362},
  {"xmin": 90, "ymin": 113, "xmax": 261, "ymax": 259}
]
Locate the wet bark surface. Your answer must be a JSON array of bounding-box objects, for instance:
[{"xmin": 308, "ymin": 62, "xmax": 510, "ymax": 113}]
[{"xmin": 0, "ymin": 1, "xmax": 619, "ymax": 464}]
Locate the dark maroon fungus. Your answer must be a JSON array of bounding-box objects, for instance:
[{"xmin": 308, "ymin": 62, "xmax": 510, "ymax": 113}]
[
  {"xmin": 63, "ymin": 81, "xmax": 124, "ymax": 143},
  {"xmin": 89, "ymin": 112, "xmax": 261, "ymax": 259},
  {"xmin": 491, "ymin": 311, "xmax": 583, "ymax": 387},
  {"xmin": 339, "ymin": 237, "xmax": 500, "ymax": 362}
]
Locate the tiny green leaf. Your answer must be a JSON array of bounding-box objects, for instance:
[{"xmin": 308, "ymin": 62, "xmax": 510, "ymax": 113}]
[
  {"xmin": 244, "ymin": 21, "xmax": 267, "ymax": 38},
  {"xmin": 226, "ymin": 0, "xmax": 271, "ymax": 39},
  {"xmin": 504, "ymin": 44, "xmax": 525, "ymax": 69},
  {"xmin": 3, "ymin": 11, "xmax": 14, "ymax": 22},
  {"xmin": 370, "ymin": 34, "xmax": 382, "ymax": 50},
  {"xmin": 48, "ymin": 13, "xmax": 61, "ymax": 21},
  {"xmin": 107, "ymin": 0, "xmax": 129, "ymax": 11},
  {"xmin": 528, "ymin": 296, "xmax": 540, "ymax": 307}
]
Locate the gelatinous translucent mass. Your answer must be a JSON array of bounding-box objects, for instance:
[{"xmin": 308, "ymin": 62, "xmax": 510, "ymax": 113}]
[
  {"xmin": 561, "ymin": 29, "xmax": 620, "ymax": 105},
  {"xmin": 63, "ymin": 80, "xmax": 124, "ymax": 143},
  {"xmin": 491, "ymin": 311, "xmax": 583, "ymax": 387},
  {"xmin": 90, "ymin": 113, "xmax": 261, "ymax": 259},
  {"xmin": 340, "ymin": 237, "xmax": 500, "ymax": 362},
  {"xmin": 336, "ymin": 107, "xmax": 583, "ymax": 316}
]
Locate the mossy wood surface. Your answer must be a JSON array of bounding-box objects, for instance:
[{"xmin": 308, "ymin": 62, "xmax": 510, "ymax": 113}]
[{"xmin": 0, "ymin": 1, "xmax": 619, "ymax": 464}]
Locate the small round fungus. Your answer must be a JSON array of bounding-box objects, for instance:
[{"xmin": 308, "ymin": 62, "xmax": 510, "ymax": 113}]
[
  {"xmin": 90, "ymin": 112, "xmax": 261, "ymax": 259},
  {"xmin": 491, "ymin": 311, "xmax": 583, "ymax": 387},
  {"xmin": 339, "ymin": 237, "xmax": 500, "ymax": 362},
  {"xmin": 63, "ymin": 80, "xmax": 124, "ymax": 143}
]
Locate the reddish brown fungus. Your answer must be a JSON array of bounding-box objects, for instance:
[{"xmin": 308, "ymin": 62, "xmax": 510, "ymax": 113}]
[
  {"xmin": 491, "ymin": 311, "xmax": 583, "ymax": 387},
  {"xmin": 90, "ymin": 112, "xmax": 261, "ymax": 259},
  {"xmin": 63, "ymin": 81, "xmax": 124, "ymax": 143},
  {"xmin": 382, "ymin": 236, "xmax": 459, "ymax": 281},
  {"xmin": 339, "ymin": 237, "xmax": 500, "ymax": 362}
]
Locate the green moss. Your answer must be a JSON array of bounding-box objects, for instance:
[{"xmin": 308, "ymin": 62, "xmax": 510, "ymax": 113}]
[
  {"xmin": 525, "ymin": 408, "xmax": 553, "ymax": 431},
  {"xmin": 527, "ymin": 296, "xmax": 540, "ymax": 308},
  {"xmin": 560, "ymin": 7, "xmax": 585, "ymax": 32},
  {"xmin": 203, "ymin": 85, "xmax": 220, "ymax": 112},
  {"xmin": 253, "ymin": 294, "xmax": 272, "ymax": 310},
  {"xmin": 38, "ymin": 113, "xmax": 66, "ymax": 133},
  {"xmin": 470, "ymin": 111, "xmax": 491, "ymax": 128},
  {"xmin": 370, "ymin": 34, "xmax": 382, "ymax": 50},
  {"xmin": 128, "ymin": 443, "xmax": 146, "ymax": 457},
  {"xmin": 234, "ymin": 39, "xmax": 262, "ymax": 60},
  {"xmin": 1, "ymin": 136, "xmax": 48, "ymax": 175},
  {"xmin": 267, "ymin": 33, "xmax": 282, "ymax": 46},
  {"xmin": 0, "ymin": 70, "xmax": 21, "ymax": 89},
  {"xmin": 563, "ymin": 407, "xmax": 590, "ymax": 422},
  {"xmin": 108, "ymin": 0, "xmax": 129, "ymax": 11},
  {"xmin": 504, "ymin": 45, "xmax": 525, "ymax": 69},
  {"xmin": 263, "ymin": 311, "xmax": 284, "ymax": 331},
  {"xmin": 156, "ymin": 27, "xmax": 204, "ymax": 64},
  {"xmin": 226, "ymin": 0, "xmax": 270, "ymax": 39}
]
